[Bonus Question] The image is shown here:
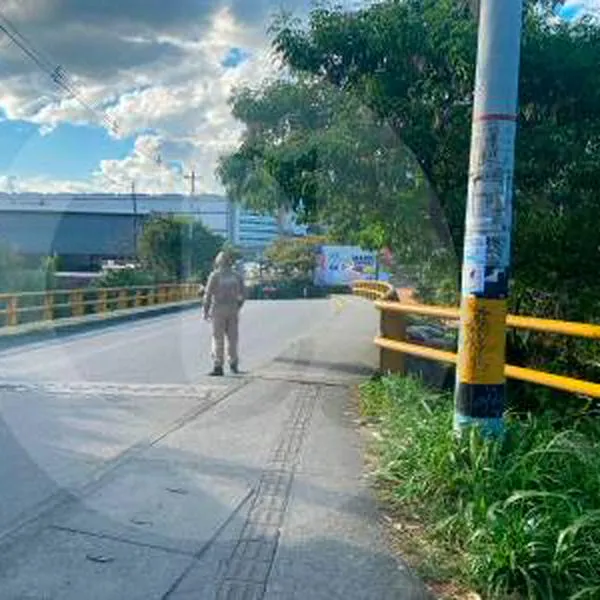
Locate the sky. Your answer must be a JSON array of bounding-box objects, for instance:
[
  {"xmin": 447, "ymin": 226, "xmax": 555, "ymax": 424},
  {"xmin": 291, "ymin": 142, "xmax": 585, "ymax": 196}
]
[
  {"xmin": 0, "ymin": 0, "xmax": 326, "ymax": 195},
  {"xmin": 0, "ymin": 0, "xmax": 595, "ymax": 196},
  {"xmin": 559, "ymin": 0, "xmax": 600, "ymax": 19}
]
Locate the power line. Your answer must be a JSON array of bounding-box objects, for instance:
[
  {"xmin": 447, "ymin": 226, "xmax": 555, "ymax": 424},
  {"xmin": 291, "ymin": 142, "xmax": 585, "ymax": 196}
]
[
  {"xmin": 0, "ymin": 11, "xmax": 120, "ymax": 136},
  {"xmin": 0, "ymin": 9, "xmax": 179, "ymax": 171}
]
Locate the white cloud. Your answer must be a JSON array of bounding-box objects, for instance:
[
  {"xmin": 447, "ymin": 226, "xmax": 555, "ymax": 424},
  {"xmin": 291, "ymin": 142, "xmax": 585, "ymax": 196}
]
[
  {"xmin": 0, "ymin": 174, "xmax": 92, "ymax": 194},
  {"xmin": 0, "ymin": 0, "xmax": 368, "ymax": 194},
  {"xmin": 0, "ymin": 135, "xmax": 187, "ymax": 195},
  {"xmin": 96, "ymin": 135, "xmax": 186, "ymax": 194},
  {"xmin": 566, "ymin": 0, "xmax": 600, "ymax": 7},
  {"xmin": 0, "ymin": 2, "xmax": 309, "ymax": 194}
]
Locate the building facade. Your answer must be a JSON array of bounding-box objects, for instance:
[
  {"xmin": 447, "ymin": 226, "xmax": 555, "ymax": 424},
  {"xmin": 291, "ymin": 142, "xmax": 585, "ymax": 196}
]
[
  {"xmin": 0, "ymin": 193, "xmax": 296, "ymax": 269},
  {"xmin": 231, "ymin": 205, "xmax": 286, "ymax": 258}
]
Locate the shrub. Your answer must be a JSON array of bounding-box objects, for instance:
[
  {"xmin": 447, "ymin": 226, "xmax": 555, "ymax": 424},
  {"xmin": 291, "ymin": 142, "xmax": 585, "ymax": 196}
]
[{"xmin": 361, "ymin": 375, "xmax": 600, "ymax": 599}]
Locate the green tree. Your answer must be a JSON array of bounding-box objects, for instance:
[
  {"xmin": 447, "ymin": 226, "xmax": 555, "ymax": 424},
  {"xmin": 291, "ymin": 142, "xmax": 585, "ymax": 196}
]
[
  {"xmin": 138, "ymin": 215, "xmax": 224, "ymax": 282},
  {"xmin": 94, "ymin": 268, "xmax": 156, "ymax": 289},
  {"xmin": 218, "ymin": 79, "xmax": 458, "ymax": 297},
  {"xmin": 270, "ymin": 0, "xmax": 600, "ymax": 318},
  {"xmin": 219, "ymin": 0, "xmax": 600, "ymax": 387},
  {"xmin": 0, "ymin": 243, "xmax": 57, "ymax": 293},
  {"xmin": 263, "ymin": 236, "xmax": 326, "ymax": 283}
]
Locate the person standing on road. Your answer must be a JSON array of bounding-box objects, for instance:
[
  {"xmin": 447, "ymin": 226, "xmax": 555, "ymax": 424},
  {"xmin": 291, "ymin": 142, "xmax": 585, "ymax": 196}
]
[{"xmin": 203, "ymin": 250, "xmax": 245, "ymax": 376}]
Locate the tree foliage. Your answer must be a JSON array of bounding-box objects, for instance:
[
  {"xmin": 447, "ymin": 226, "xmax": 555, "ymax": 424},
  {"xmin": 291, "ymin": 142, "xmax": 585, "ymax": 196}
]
[
  {"xmin": 269, "ymin": 0, "xmax": 600, "ymax": 318},
  {"xmin": 218, "ymin": 0, "xmax": 600, "ymax": 382},
  {"xmin": 263, "ymin": 235, "xmax": 326, "ymax": 283},
  {"xmin": 138, "ymin": 215, "xmax": 224, "ymax": 282},
  {"xmin": 94, "ymin": 268, "xmax": 157, "ymax": 289},
  {"xmin": 0, "ymin": 243, "xmax": 57, "ymax": 293},
  {"xmin": 218, "ymin": 79, "xmax": 458, "ymax": 295}
]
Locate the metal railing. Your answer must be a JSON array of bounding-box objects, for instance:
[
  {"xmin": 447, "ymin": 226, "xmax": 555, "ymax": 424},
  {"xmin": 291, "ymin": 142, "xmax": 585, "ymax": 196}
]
[
  {"xmin": 0, "ymin": 283, "xmax": 201, "ymax": 330},
  {"xmin": 352, "ymin": 280, "xmax": 600, "ymax": 399}
]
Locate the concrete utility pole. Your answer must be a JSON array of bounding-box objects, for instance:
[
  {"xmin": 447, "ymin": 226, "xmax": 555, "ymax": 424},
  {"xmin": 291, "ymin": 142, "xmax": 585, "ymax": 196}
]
[
  {"xmin": 184, "ymin": 170, "xmax": 196, "ymax": 196},
  {"xmin": 183, "ymin": 170, "xmax": 197, "ymax": 279},
  {"xmin": 454, "ymin": 0, "xmax": 524, "ymax": 436},
  {"xmin": 131, "ymin": 181, "xmax": 138, "ymax": 258},
  {"xmin": 465, "ymin": 0, "xmax": 480, "ymax": 20}
]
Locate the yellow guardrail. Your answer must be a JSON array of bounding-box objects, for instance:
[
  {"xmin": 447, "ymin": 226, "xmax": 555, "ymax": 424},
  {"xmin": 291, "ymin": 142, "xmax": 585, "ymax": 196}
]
[
  {"xmin": 0, "ymin": 283, "xmax": 202, "ymax": 330},
  {"xmin": 352, "ymin": 280, "xmax": 397, "ymax": 301},
  {"xmin": 352, "ymin": 280, "xmax": 600, "ymax": 399}
]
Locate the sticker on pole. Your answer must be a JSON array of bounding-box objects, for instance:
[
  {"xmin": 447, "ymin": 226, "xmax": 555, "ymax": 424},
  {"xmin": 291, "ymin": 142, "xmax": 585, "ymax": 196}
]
[
  {"xmin": 464, "ymin": 234, "xmax": 487, "ymax": 265},
  {"xmin": 485, "ymin": 232, "xmax": 511, "ymax": 268},
  {"xmin": 465, "ymin": 118, "xmax": 516, "ymax": 270},
  {"xmin": 457, "ymin": 297, "xmax": 507, "ymax": 385},
  {"xmin": 462, "ymin": 264, "xmax": 485, "ymax": 294}
]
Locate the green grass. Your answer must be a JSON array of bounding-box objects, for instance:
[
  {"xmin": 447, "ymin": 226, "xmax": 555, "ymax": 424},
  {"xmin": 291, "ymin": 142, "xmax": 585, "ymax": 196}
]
[{"xmin": 360, "ymin": 376, "xmax": 600, "ymax": 600}]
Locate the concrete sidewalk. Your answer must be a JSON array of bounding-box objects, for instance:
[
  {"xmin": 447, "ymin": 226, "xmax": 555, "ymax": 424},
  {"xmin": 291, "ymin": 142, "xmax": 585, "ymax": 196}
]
[{"xmin": 0, "ymin": 297, "xmax": 430, "ymax": 599}]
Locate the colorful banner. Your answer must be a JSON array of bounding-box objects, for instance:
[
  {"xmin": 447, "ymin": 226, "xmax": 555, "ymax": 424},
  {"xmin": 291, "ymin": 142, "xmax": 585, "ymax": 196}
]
[{"xmin": 314, "ymin": 245, "xmax": 388, "ymax": 287}]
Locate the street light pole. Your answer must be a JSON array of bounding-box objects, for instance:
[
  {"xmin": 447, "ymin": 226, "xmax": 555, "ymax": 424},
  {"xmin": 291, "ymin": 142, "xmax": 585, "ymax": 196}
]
[
  {"xmin": 184, "ymin": 169, "xmax": 196, "ymax": 280},
  {"xmin": 131, "ymin": 181, "xmax": 138, "ymax": 259},
  {"xmin": 184, "ymin": 170, "xmax": 196, "ymax": 196},
  {"xmin": 454, "ymin": 0, "xmax": 524, "ymax": 436}
]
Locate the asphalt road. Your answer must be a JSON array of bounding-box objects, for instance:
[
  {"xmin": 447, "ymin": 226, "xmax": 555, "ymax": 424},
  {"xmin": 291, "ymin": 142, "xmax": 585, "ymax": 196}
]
[
  {"xmin": 0, "ymin": 298, "xmax": 429, "ymax": 600},
  {"xmin": 0, "ymin": 299, "xmax": 335, "ymax": 384}
]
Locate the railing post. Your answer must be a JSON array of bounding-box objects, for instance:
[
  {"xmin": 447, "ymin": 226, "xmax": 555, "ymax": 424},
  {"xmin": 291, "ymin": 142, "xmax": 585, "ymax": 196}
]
[
  {"xmin": 379, "ymin": 308, "xmax": 406, "ymax": 375},
  {"xmin": 147, "ymin": 288, "xmax": 155, "ymax": 306},
  {"xmin": 98, "ymin": 289, "xmax": 107, "ymax": 313},
  {"xmin": 135, "ymin": 290, "xmax": 142, "ymax": 308},
  {"xmin": 7, "ymin": 295, "xmax": 18, "ymax": 327},
  {"xmin": 44, "ymin": 292, "xmax": 54, "ymax": 321},
  {"xmin": 118, "ymin": 289, "xmax": 128, "ymax": 310},
  {"xmin": 70, "ymin": 290, "xmax": 82, "ymax": 317},
  {"xmin": 73, "ymin": 290, "xmax": 85, "ymax": 317}
]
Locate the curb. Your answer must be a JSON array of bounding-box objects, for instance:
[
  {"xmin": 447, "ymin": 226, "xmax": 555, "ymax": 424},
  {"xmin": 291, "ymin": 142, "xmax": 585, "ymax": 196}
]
[{"xmin": 0, "ymin": 301, "xmax": 202, "ymax": 353}]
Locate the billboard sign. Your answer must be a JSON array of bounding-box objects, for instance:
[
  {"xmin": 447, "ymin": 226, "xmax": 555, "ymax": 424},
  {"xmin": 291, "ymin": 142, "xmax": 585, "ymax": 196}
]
[{"xmin": 314, "ymin": 245, "xmax": 387, "ymax": 287}]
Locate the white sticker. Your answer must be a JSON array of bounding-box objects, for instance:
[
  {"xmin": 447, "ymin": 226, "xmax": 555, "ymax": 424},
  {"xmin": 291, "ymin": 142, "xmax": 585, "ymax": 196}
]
[
  {"xmin": 467, "ymin": 118, "xmax": 516, "ymax": 257},
  {"xmin": 463, "ymin": 234, "xmax": 487, "ymax": 266},
  {"xmin": 485, "ymin": 268, "xmax": 502, "ymax": 284},
  {"xmin": 462, "ymin": 264, "xmax": 485, "ymax": 294}
]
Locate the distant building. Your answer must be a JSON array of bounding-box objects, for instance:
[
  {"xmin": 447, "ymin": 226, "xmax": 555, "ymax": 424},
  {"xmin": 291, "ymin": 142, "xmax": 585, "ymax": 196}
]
[
  {"xmin": 0, "ymin": 193, "xmax": 300, "ymax": 270},
  {"xmin": 232, "ymin": 206, "xmax": 285, "ymax": 259}
]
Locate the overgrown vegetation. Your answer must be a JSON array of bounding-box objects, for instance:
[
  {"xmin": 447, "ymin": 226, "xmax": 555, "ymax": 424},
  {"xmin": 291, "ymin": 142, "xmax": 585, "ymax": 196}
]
[
  {"xmin": 0, "ymin": 243, "xmax": 57, "ymax": 293},
  {"xmin": 138, "ymin": 215, "xmax": 224, "ymax": 282},
  {"xmin": 361, "ymin": 375, "xmax": 600, "ymax": 599},
  {"xmin": 243, "ymin": 236, "xmax": 334, "ymax": 299},
  {"xmin": 93, "ymin": 267, "xmax": 157, "ymax": 289},
  {"xmin": 263, "ymin": 236, "xmax": 325, "ymax": 285}
]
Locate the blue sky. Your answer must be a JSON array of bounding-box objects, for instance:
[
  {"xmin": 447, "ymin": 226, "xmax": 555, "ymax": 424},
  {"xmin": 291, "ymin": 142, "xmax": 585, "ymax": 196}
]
[
  {"xmin": 0, "ymin": 118, "xmax": 133, "ymax": 180},
  {"xmin": 0, "ymin": 0, "xmax": 594, "ymax": 195},
  {"xmin": 558, "ymin": 2, "xmax": 585, "ymax": 18},
  {"xmin": 221, "ymin": 47, "xmax": 252, "ymax": 68}
]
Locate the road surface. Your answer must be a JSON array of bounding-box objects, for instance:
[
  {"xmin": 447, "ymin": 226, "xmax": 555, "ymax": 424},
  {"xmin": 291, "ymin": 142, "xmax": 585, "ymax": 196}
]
[{"xmin": 0, "ymin": 298, "xmax": 429, "ymax": 599}]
